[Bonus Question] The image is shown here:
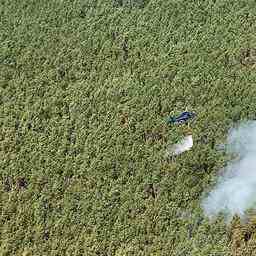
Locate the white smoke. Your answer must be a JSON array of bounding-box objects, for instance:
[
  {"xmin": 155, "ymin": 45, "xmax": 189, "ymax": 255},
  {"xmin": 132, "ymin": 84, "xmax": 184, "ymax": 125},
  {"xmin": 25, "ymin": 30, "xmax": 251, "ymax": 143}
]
[
  {"xmin": 166, "ymin": 135, "xmax": 193, "ymax": 157},
  {"xmin": 202, "ymin": 121, "xmax": 256, "ymax": 221}
]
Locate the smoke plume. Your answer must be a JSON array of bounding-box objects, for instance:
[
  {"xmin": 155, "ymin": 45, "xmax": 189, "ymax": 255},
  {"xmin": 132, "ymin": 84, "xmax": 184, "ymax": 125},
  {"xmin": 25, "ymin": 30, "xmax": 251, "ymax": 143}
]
[{"xmin": 202, "ymin": 121, "xmax": 256, "ymax": 221}]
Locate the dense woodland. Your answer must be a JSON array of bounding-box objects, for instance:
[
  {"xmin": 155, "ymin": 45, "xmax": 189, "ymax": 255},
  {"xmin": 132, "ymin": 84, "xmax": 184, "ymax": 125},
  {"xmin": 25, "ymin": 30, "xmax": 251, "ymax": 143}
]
[{"xmin": 1, "ymin": 0, "xmax": 256, "ymax": 255}]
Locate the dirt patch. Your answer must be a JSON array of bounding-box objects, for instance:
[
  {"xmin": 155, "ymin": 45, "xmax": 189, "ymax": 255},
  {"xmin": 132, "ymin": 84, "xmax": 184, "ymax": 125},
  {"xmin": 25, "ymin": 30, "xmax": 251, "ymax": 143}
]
[
  {"xmin": 120, "ymin": 113, "xmax": 129, "ymax": 128},
  {"xmin": 144, "ymin": 131, "xmax": 163, "ymax": 142},
  {"xmin": 240, "ymin": 48, "xmax": 256, "ymax": 66},
  {"xmin": 143, "ymin": 126, "xmax": 167, "ymax": 143},
  {"xmin": 144, "ymin": 183, "xmax": 157, "ymax": 199},
  {"xmin": 2, "ymin": 177, "xmax": 13, "ymax": 192},
  {"xmin": 16, "ymin": 177, "xmax": 28, "ymax": 190}
]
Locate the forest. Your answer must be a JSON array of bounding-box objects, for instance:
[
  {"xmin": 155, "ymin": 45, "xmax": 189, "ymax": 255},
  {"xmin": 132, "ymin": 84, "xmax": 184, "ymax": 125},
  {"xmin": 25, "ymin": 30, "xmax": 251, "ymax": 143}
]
[{"xmin": 1, "ymin": 0, "xmax": 256, "ymax": 255}]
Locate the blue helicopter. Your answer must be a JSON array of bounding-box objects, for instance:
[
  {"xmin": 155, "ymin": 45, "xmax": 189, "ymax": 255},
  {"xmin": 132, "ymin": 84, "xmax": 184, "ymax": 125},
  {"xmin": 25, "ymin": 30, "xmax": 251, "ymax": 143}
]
[{"xmin": 167, "ymin": 111, "xmax": 196, "ymax": 125}]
